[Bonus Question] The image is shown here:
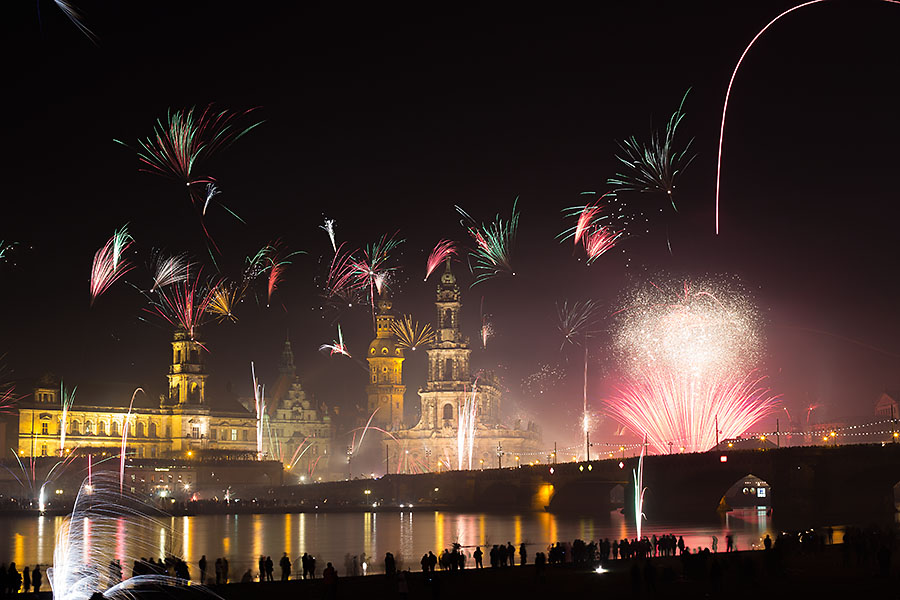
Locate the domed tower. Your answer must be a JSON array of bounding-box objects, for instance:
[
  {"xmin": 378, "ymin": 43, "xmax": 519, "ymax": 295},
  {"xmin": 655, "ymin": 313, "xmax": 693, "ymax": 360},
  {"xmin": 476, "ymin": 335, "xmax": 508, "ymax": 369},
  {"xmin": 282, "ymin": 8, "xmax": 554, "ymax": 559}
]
[{"xmin": 366, "ymin": 296, "xmax": 406, "ymax": 430}]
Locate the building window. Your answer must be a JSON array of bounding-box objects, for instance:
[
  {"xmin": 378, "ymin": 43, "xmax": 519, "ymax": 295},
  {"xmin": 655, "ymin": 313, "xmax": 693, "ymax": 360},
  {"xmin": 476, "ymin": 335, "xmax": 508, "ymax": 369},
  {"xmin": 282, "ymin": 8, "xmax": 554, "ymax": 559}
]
[
  {"xmin": 138, "ymin": 447, "xmax": 144, "ymax": 458},
  {"xmin": 242, "ymin": 429, "xmax": 248, "ymax": 441},
  {"xmin": 192, "ymin": 426, "xmax": 199, "ymax": 439},
  {"xmin": 231, "ymin": 429, "xmax": 238, "ymax": 441},
  {"xmin": 98, "ymin": 421, "xmax": 106, "ymax": 436},
  {"xmin": 443, "ymin": 404, "xmax": 453, "ymax": 420},
  {"xmin": 111, "ymin": 421, "xmax": 119, "ymax": 437},
  {"xmin": 149, "ymin": 423, "xmax": 157, "ymax": 438},
  {"xmin": 136, "ymin": 422, "xmax": 145, "ymax": 437},
  {"xmin": 85, "ymin": 421, "xmax": 93, "ymax": 435},
  {"xmin": 210, "ymin": 429, "xmax": 217, "ymax": 440},
  {"xmin": 41, "ymin": 444, "xmax": 47, "ymax": 456},
  {"xmin": 71, "ymin": 421, "xmax": 80, "ymax": 435},
  {"xmin": 150, "ymin": 446, "xmax": 157, "ymax": 458},
  {"xmin": 445, "ymin": 359, "xmax": 453, "ymax": 379},
  {"xmin": 41, "ymin": 422, "xmax": 48, "ymax": 435}
]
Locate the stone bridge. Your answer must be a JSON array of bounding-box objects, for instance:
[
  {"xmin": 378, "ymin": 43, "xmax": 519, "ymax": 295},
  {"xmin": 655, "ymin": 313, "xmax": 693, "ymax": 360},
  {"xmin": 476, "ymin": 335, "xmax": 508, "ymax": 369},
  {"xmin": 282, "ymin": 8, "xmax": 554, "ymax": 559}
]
[{"xmin": 269, "ymin": 443, "xmax": 900, "ymax": 524}]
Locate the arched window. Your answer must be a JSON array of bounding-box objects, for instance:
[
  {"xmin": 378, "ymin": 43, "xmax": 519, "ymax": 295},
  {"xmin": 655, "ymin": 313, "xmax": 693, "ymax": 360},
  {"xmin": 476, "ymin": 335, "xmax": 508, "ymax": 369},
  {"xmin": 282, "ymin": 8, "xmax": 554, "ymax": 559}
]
[
  {"xmin": 71, "ymin": 421, "xmax": 80, "ymax": 435},
  {"xmin": 98, "ymin": 421, "xmax": 106, "ymax": 436},
  {"xmin": 443, "ymin": 404, "xmax": 454, "ymax": 421},
  {"xmin": 136, "ymin": 422, "xmax": 145, "ymax": 437},
  {"xmin": 111, "ymin": 421, "xmax": 119, "ymax": 437},
  {"xmin": 84, "ymin": 421, "xmax": 93, "ymax": 435},
  {"xmin": 149, "ymin": 422, "xmax": 157, "ymax": 438}
]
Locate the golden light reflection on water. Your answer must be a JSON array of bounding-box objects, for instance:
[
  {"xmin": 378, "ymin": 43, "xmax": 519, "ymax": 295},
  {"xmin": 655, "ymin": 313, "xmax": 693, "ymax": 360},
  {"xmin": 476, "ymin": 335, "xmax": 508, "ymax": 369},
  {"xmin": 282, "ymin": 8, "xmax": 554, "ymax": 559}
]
[
  {"xmin": 251, "ymin": 515, "xmax": 263, "ymax": 560},
  {"xmin": 513, "ymin": 515, "xmax": 521, "ymax": 545},
  {"xmin": 363, "ymin": 512, "xmax": 376, "ymax": 560},
  {"xmin": 182, "ymin": 517, "xmax": 192, "ymax": 564},
  {"xmin": 434, "ymin": 512, "xmax": 444, "ymax": 551},
  {"xmin": 158, "ymin": 525, "xmax": 167, "ymax": 558},
  {"xmin": 14, "ymin": 533, "xmax": 25, "ymax": 567},
  {"xmin": 538, "ymin": 512, "xmax": 557, "ymax": 550},
  {"xmin": 399, "ymin": 512, "xmax": 413, "ymax": 562},
  {"xmin": 478, "ymin": 514, "xmax": 485, "ymax": 546},
  {"xmin": 284, "ymin": 513, "xmax": 292, "ymax": 554},
  {"xmin": 37, "ymin": 516, "xmax": 46, "ymax": 565}
]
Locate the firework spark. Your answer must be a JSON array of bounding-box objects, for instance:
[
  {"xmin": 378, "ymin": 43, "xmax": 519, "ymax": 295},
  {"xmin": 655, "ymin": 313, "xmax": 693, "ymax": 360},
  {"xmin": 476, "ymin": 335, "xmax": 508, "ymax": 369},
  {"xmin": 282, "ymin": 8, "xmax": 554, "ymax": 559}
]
[
  {"xmin": 480, "ymin": 297, "xmax": 494, "ymax": 349},
  {"xmin": 90, "ymin": 226, "xmax": 134, "ymax": 306},
  {"xmin": 633, "ymin": 442, "xmax": 647, "ymax": 539},
  {"xmin": 319, "ymin": 324, "xmax": 351, "ymax": 357},
  {"xmin": 392, "ymin": 315, "xmax": 435, "ymax": 351},
  {"xmin": 202, "ymin": 182, "xmax": 221, "ymax": 216},
  {"xmin": 556, "ymin": 299, "xmax": 601, "ymax": 350},
  {"xmin": 149, "ymin": 251, "xmax": 190, "ymax": 291},
  {"xmin": 425, "ymin": 239, "xmax": 458, "ymax": 281},
  {"xmin": 607, "ymin": 279, "xmax": 779, "ymax": 453},
  {"xmin": 320, "ymin": 217, "xmax": 337, "ymax": 252},
  {"xmin": 251, "ymin": 363, "xmax": 265, "ymax": 459},
  {"xmin": 456, "ymin": 199, "xmax": 519, "ymax": 286},
  {"xmin": 522, "ymin": 363, "xmax": 567, "ymax": 397},
  {"xmin": 583, "ymin": 226, "xmax": 623, "ymax": 264},
  {"xmin": 266, "ymin": 243, "xmax": 304, "ymax": 307},
  {"xmin": 207, "ymin": 280, "xmax": 243, "ymax": 322},
  {"xmin": 58, "ymin": 383, "xmax": 76, "ymax": 456},
  {"xmin": 324, "ymin": 243, "xmax": 362, "ymax": 301},
  {"xmin": 0, "ymin": 240, "xmax": 17, "ymax": 263},
  {"xmin": 608, "ymin": 90, "xmax": 695, "ymax": 210},
  {"xmin": 353, "ymin": 233, "xmax": 404, "ymax": 330},
  {"xmin": 457, "ymin": 382, "xmax": 479, "ymax": 470}
]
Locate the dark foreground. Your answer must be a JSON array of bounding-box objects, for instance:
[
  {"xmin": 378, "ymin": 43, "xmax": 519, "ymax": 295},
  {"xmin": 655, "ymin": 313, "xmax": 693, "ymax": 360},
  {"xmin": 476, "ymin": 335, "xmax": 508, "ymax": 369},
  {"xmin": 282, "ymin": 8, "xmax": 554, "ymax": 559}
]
[{"xmin": 208, "ymin": 545, "xmax": 898, "ymax": 600}]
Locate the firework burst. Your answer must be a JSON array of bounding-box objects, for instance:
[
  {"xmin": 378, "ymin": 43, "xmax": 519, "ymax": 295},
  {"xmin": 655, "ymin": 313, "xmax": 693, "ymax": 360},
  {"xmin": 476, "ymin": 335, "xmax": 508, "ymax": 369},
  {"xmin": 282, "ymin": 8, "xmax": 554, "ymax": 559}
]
[
  {"xmin": 607, "ymin": 278, "xmax": 779, "ymax": 453},
  {"xmin": 556, "ymin": 299, "xmax": 601, "ymax": 350},
  {"xmin": 392, "ymin": 315, "xmax": 435, "ymax": 351},
  {"xmin": 207, "ymin": 280, "xmax": 243, "ymax": 322},
  {"xmin": 146, "ymin": 269, "xmax": 215, "ymax": 340},
  {"xmin": 425, "ymin": 239, "xmax": 458, "ymax": 281},
  {"xmin": 608, "ymin": 90, "xmax": 695, "ymax": 210},
  {"xmin": 52, "ymin": 1, "xmax": 98, "ymax": 44},
  {"xmin": 353, "ymin": 233, "xmax": 404, "ymax": 330},
  {"xmin": 319, "ymin": 324, "xmax": 351, "ymax": 357},
  {"xmin": 90, "ymin": 225, "xmax": 134, "ymax": 305},
  {"xmin": 149, "ymin": 251, "xmax": 190, "ymax": 291},
  {"xmin": 456, "ymin": 199, "xmax": 519, "ymax": 286},
  {"xmin": 320, "ymin": 217, "xmax": 337, "ymax": 252}
]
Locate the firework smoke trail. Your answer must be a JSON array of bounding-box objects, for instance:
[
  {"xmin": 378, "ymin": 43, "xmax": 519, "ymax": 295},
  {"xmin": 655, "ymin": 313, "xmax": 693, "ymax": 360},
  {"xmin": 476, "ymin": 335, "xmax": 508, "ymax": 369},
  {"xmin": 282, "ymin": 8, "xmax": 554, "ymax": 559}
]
[
  {"xmin": 425, "ymin": 240, "xmax": 458, "ymax": 281},
  {"xmin": 90, "ymin": 226, "xmax": 134, "ymax": 305},
  {"xmin": 608, "ymin": 90, "xmax": 695, "ymax": 211},
  {"xmin": 119, "ymin": 389, "xmax": 141, "ymax": 493},
  {"xmin": 556, "ymin": 300, "xmax": 602, "ymax": 459},
  {"xmin": 146, "ymin": 268, "xmax": 215, "ymax": 340},
  {"xmin": 52, "ymin": 1, "xmax": 98, "ymax": 44},
  {"xmin": 456, "ymin": 199, "xmax": 519, "ymax": 286},
  {"xmin": 713, "ymin": 0, "xmax": 900, "ymax": 233},
  {"xmin": 251, "ymin": 363, "xmax": 265, "ymax": 459},
  {"xmin": 633, "ymin": 441, "xmax": 647, "ymax": 539},
  {"xmin": 456, "ymin": 382, "xmax": 479, "ymax": 470},
  {"xmin": 58, "ymin": 383, "xmax": 77, "ymax": 457},
  {"xmin": 319, "ymin": 324, "xmax": 351, "ymax": 357},
  {"xmin": 320, "ymin": 218, "xmax": 337, "ymax": 252},
  {"xmin": 149, "ymin": 251, "xmax": 190, "ymax": 291},
  {"xmin": 607, "ymin": 279, "xmax": 779, "ymax": 453},
  {"xmin": 392, "ymin": 315, "xmax": 435, "ymax": 351}
]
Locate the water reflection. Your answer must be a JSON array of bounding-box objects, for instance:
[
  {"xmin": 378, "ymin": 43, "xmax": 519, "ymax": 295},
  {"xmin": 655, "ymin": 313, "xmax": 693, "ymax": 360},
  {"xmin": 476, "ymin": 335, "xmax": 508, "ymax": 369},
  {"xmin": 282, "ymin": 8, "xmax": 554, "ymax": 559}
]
[{"xmin": 0, "ymin": 508, "xmax": 788, "ymax": 573}]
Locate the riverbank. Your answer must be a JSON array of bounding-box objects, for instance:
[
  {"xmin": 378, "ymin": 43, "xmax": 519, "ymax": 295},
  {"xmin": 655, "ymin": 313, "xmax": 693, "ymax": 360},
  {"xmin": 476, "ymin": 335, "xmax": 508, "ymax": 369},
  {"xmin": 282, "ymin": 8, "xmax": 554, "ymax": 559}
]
[{"xmin": 207, "ymin": 545, "xmax": 897, "ymax": 599}]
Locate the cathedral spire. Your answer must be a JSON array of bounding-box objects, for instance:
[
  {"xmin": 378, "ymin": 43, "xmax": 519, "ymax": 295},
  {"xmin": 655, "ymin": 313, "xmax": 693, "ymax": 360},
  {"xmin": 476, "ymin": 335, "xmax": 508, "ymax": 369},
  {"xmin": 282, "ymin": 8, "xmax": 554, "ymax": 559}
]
[{"xmin": 279, "ymin": 333, "xmax": 296, "ymax": 377}]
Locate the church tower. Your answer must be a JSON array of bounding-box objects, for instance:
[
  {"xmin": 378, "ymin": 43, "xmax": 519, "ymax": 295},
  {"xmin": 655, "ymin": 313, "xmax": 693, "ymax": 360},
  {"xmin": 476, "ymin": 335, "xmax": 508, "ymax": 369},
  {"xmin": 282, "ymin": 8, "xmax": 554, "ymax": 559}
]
[
  {"xmin": 366, "ymin": 296, "xmax": 406, "ymax": 430},
  {"xmin": 165, "ymin": 329, "xmax": 208, "ymax": 407}
]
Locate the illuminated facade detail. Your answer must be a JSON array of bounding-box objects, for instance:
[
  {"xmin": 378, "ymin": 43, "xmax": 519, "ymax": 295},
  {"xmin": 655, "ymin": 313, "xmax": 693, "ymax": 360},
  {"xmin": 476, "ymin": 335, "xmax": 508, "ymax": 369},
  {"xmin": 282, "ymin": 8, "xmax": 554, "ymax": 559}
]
[
  {"xmin": 366, "ymin": 297, "xmax": 406, "ymax": 430},
  {"xmin": 15, "ymin": 330, "xmax": 257, "ymax": 459},
  {"xmin": 390, "ymin": 261, "xmax": 540, "ymax": 472}
]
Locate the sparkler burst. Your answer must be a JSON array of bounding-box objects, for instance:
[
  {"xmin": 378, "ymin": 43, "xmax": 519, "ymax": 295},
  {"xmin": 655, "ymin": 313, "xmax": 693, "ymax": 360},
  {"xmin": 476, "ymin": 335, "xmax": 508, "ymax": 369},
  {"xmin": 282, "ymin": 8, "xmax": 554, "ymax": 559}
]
[
  {"xmin": 456, "ymin": 199, "xmax": 519, "ymax": 286},
  {"xmin": 353, "ymin": 233, "xmax": 404, "ymax": 330},
  {"xmin": 392, "ymin": 315, "xmax": 435, "ymax": 351},
  {"xmin": 608, "ymin": 90, "xmax": 695, "ymax": 210},
  {"xmin": 319, "ymin": 324, "xmax": 351, "ymax": 357},
  {"xmin": 607, "ymin": 279, "xmax": 779, "ymax": 454},
  {"xmin": 207, "ymin": 280, "xmax": 243, "ymax": 322},
  {"xmin": 559, "ymin": 195, "xmax": 625, "ymax": 264},
  {"xmin": 320, "ymin": 217, "xmax": 337, "ymax": 252},
  {"xmin": 146, "ymin": 269, "xmax": 215, "ymax": 340},
  {"xmin": 425, "ymin": 239, "xmax": 458, "ymax": 281},
  {"xmin": 90, "ymin": 226, "xmax": 134, "ymax": 306}
]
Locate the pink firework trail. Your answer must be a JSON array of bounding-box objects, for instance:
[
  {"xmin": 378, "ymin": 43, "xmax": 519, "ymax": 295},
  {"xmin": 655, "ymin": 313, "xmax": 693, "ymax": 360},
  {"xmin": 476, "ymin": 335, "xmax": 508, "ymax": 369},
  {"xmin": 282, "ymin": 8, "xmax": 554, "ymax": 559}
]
[
  {"xmin": 325, "ymin": 243, "xmax": 363, "ymax": 300},
  {"xmin": 583, "ymin": 226, "xmax": 623, "ymax": 264},
  {"xmin": 319, "ymin": 324, "xmax": 351, "ymax": 357},
  {"xmin": 425, "ymin": 240, "xmax": 458, "ymax": 281},
  {"xmin": 714, "ymin": 0, "xmax": 900, "ymax": 233},
  {"xmin": 89, "ymin": 226, "xmax": 134, "ymax": 305},
  {"xmin": 147, "ymin": 268, "xmax": 216, "ymax": 340},
  {"xmin": 119, "ymin": 388, "xmax": 143, "ymax": 493}
]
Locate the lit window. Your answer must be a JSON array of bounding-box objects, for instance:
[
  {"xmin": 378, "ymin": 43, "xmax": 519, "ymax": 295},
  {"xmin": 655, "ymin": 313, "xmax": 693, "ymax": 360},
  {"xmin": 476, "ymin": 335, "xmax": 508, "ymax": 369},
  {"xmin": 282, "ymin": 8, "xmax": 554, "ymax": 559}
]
[
  {"xmin": 231, "ymin": 429, "xmax": 238, "ymax": 441},
  {"xmin": 41, "ymin": 423, "xmax": 48, "ymax": 435}
]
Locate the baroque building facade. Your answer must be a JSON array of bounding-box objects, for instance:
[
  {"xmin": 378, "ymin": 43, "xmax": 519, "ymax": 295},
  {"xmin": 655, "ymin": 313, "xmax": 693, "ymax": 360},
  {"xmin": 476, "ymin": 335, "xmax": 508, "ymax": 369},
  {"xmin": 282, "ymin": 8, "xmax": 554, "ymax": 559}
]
[
  {"xmin": 16, "ymin": 329, "xmax": 258, "ymax": 460},
  {"xmin": 383, "ymin": 261, "xmax": 541, "ymax": 472},
  {"xmin": 365, "ymin": 297, "xmax": 406, "ymax": 430}
]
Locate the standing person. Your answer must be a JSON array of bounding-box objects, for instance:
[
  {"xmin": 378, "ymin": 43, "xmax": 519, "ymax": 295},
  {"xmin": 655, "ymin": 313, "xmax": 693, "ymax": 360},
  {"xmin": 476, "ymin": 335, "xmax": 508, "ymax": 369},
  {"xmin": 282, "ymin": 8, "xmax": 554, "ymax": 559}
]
[
  {"xmin": 519, "ymin": 543, "xmax": 527, "ymax": 566},
  {"xmin": 222, "ymin": 557, "xmax": 229, "ymax": 584},
  {"xmin": 215, "ymin": 558, "xmax": 222, "ymax": 585},
  {"xmin": 711, "ymin": 536, "xmax": 718, "ymax": 553},
  {"xmin": 726, "ymin": 535, "xmax": 734, "ymax": 553},
  {"xmin": 507, "ymin": 542, "xmax": 515, "ymax": 567},
  {"xmin": 322, "ymin": 562, "xmax": 337, "ymax": 600},
  {"xmin": 31, "ymin": 566, "xmax": 41, "ymax": 594},
  {"xmin": 473, "ymin": 547, "xmax": 483, "ymax": 569},
  {"xmin": 199, "ymin": 555, "xmax": 207, "ymax": 585},
  {"xmin": 308, "ymin": 556, "xmax": 316, "ymax": 579},
  {"xmin": 22, "ymin": 568, "xmax": 30, "ymax": 594},
  {"xmin": 258, "ymin": 556, "xmax": 266, "ymax": 582},
  {"xmin": 300, "ymin": 553, "xmax": 309, "ymax": 579},
  {"xmin": 279, "ymin": 553, "xmax": 291, "ymax": 581},
  {"xmin": 264, "ymin": 556, "xmax": 273, "ymax": 582},
  {"xmin": 8, "ymin": 564, "xmax": 21, "ymax": 595},
  {"xmin": 677, "ymin": 536, "xmax": 685, "ymax": 555}
]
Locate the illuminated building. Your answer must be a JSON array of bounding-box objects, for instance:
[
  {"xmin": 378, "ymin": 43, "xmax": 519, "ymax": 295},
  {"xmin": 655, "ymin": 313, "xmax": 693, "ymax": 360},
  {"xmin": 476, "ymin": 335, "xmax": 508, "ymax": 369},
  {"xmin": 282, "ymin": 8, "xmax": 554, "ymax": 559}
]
[
  {"xmin": 15, "ymin": 329, "xmax": 257, "ymax": 459},
  {"xmin": 365, "ymin": 297, "xmax": 406, "ymax": 430},
  {"xmin": 383, "ymin": 261, "xmax": 541, "ymax": 472}
]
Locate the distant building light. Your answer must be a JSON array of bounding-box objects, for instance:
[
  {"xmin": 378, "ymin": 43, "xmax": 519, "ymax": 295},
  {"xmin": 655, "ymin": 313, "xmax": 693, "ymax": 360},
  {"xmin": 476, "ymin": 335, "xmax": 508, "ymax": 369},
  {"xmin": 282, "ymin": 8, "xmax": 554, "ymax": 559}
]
[{"xmin": 720, "ymin": 455, "xmax": 728, "ymax": 463}]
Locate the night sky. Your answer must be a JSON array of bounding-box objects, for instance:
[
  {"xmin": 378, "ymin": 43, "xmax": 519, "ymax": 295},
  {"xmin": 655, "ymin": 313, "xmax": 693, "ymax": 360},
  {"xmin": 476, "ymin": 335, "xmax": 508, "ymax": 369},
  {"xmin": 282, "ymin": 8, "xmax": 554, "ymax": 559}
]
[{"xmin": 2, "ymin": 2, "xmax": 899, "ymax": 450}]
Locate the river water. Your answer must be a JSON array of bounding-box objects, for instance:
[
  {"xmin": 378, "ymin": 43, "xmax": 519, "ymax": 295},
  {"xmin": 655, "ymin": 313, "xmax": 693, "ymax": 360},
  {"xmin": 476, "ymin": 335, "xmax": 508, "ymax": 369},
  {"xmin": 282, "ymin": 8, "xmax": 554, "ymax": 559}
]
[{"xmin": 0, "ymin": 507, "xmax": 827, "ymax": 577}]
